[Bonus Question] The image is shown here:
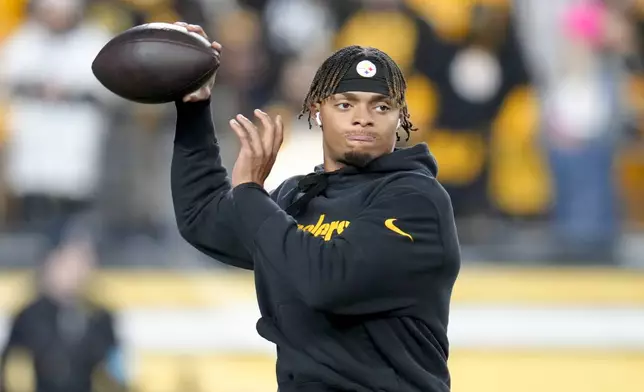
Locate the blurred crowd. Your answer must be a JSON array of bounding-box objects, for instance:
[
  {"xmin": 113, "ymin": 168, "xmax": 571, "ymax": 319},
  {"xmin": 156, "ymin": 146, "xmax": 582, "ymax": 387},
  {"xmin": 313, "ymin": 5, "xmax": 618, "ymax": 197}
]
[{"xmin": 0, "ymin": 0, "xmax": 643, "ymax": 267}]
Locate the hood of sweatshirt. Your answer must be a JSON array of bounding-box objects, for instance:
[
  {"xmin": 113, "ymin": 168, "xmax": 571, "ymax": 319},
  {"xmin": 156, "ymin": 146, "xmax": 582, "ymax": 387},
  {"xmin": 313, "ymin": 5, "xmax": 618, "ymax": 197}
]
[{"xmin": 285, "ymin": 143, "xmax": 438, "ymax": 216}]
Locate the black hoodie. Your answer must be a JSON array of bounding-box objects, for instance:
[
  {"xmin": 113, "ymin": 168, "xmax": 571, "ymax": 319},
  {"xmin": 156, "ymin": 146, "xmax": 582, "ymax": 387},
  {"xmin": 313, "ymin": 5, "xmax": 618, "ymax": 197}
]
[{"xmin": 171, "ymin": 100, "xmax": 461, "ymax": 392}]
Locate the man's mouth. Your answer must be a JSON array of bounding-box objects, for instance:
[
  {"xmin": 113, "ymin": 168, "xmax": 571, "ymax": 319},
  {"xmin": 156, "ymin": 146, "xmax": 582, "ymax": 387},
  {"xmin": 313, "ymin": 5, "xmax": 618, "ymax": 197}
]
[{"xmin": 345, "ymin": 133, "xmax": 377, "ymax": 142}]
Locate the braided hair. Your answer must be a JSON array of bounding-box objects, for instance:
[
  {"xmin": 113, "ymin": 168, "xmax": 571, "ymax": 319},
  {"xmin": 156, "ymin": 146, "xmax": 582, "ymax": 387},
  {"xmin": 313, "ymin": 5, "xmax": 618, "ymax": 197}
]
[{"xmin": 298, "ymin": 46, "xmax": 416, "ymax": 142}]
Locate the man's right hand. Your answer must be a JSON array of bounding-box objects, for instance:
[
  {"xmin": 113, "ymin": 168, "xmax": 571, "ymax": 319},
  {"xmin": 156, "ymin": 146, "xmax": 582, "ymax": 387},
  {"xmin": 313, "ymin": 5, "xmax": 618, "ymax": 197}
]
[{"xmin": 173, "ymin": 22, "xmax": 222, "ymax": 102}]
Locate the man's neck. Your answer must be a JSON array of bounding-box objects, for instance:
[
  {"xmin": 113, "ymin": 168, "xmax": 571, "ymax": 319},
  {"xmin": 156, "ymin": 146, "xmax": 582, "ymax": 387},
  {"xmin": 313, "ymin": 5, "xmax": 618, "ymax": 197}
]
[
  {"xmin": 322, "ymin": 146, "xmax": 345, "ymax": 172},
  {"xmin": 46, "ymin": 289, "xmax": 79, "ymax": 308},
  {"xmin": 323, "ymin": 160, "xmax": 345, "ymax": 173}
]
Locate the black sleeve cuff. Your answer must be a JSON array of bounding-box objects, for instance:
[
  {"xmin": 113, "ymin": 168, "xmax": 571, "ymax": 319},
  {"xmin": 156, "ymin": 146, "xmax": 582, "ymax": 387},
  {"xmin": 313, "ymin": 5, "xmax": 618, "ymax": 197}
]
[{"xmin": 174, "ymin": 99, "xmax": 216, "ymax": 149}]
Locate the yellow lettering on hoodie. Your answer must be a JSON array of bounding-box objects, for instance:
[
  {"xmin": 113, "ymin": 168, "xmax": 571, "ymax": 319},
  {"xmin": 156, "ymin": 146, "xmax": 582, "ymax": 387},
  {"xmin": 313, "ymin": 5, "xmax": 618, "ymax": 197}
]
[{"xmin": 297, "ymin": 214, "xmax": 351, "ymax": 242}]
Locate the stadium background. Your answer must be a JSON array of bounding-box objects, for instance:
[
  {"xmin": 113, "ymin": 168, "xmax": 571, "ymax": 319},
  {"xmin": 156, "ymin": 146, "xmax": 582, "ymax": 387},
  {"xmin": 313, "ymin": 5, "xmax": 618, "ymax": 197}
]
[{"xmin": 0, "ymin": 0, "xmax": 643, "ymax": 391}]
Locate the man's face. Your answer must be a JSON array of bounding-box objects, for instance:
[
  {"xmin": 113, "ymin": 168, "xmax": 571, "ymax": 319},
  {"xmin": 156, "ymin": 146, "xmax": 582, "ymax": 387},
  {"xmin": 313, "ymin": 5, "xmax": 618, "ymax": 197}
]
[
  {"xmin": 34, "ymin": 0, "xmax": 83, "ymax": 32},
  {"xmin": 317, "ymin": 91, "xmax": 400, "ymax": 168},
  {"xmin": 44, "ymin": 241, "xmax": 96, "ymax": 299}
]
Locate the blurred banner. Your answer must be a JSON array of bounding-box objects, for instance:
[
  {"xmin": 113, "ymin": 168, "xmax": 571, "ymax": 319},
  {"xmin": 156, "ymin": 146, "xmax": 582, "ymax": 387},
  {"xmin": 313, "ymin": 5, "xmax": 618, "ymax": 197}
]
[{"xmin": 1, "ymin": 269, "xmax": 644, "ymax": 392}]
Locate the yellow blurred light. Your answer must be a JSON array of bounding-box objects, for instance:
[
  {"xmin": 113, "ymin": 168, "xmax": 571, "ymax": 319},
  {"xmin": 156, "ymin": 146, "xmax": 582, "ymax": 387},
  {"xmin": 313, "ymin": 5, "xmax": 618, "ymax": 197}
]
[
  {"xmin": 405, "ymin": 73, "xmax": 439, "ymax": 135},
  {"xmin": 334, "ymin": 10, "xmax": 418, "ymax": 73},
  {"xmin": 405, "ymin": 0, "xmax": 473, "ymax": 42},
  {"xmin": 488, "ymin": 86, "xmax": 551, "ymax": 215},
  {"xmin": 425, "ymin": 129, "xmax": 487, "ymax": 186}
]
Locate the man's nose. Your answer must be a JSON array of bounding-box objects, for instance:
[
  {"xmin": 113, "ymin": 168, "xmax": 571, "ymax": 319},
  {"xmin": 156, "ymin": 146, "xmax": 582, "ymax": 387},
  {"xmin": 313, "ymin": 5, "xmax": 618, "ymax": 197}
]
[{"xmin": 352, "ymin": 106, "xmax": 374, "ymax": 127}]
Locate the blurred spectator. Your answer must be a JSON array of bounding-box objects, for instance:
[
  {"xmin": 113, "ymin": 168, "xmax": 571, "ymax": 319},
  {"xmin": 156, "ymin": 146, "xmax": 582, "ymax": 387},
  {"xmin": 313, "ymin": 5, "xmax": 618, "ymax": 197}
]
[
  {"xmin": 0, "ymin": 224, "xmax": 126, "ymax": 392},
  {"xmin": 514, "ymin": 0, "xmax": 632, "ymax": 260},
  {"xmin": 263, "ymin": 0, "xmax": 336, "ymax": 58},
  {"xmin": 0, "ymin": 0, "xmax": 113, "ymax": 238},
  {"xmin": 214, "ymin": 6, "xmax": 272, "ymax": 114},
  {"xmin": 407, "ymin": 1, "xmax": 532, "ymax": 222}
]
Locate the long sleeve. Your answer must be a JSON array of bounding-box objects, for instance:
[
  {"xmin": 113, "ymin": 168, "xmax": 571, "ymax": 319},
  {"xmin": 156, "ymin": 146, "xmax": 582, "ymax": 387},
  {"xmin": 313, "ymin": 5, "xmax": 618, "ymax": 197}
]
[
  {"xmin": 0, "ymin": 313, "xmax": 25, "ymax": 392},
  {"xmin": 231, "ymin": 182, "xmax": 449, "ymax": 314},
  {"xmin": 171, "ymin": 99, "xmax": 253, "ymax": 269},
  {"xmin": 93, "ymin": 311, "xmax": 129, "ymax": 392}
]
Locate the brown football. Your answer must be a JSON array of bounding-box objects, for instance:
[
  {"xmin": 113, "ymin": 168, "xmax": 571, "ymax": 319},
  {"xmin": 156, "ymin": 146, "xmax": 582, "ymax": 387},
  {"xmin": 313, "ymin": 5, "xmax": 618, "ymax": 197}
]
[{"xmin": 92, "ymin": 23, "xmax": 219, "ymax": 104}]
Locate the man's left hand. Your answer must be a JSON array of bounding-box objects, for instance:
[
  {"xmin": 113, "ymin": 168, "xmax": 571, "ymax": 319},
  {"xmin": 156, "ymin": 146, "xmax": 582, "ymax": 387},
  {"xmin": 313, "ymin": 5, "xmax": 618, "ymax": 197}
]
[{"xmin": 229, "ymin": 109, "xmax": 284, "ymax": 188}]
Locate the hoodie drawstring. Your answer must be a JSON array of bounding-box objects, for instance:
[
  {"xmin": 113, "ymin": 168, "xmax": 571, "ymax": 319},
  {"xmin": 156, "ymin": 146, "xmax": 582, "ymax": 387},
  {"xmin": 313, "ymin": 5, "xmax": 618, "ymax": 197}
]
[{"xmin": 285, "ymin": 173, "xmax": 329, "ymax": 216}]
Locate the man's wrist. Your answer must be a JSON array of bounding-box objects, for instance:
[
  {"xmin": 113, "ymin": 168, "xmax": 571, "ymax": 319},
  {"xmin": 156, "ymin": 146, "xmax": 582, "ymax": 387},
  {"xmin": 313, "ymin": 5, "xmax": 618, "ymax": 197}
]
[{"xmin": 174, "ymin": 98, "xmax": 215, "ymax": 148}]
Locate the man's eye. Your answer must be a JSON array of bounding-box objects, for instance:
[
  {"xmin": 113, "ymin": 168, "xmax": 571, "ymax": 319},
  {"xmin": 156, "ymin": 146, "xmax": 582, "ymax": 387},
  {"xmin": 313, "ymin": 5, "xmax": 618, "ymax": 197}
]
[
  {"xmin": 376, "ymin": 105, "xmax": 391, "ymax": 112},
  {"xmin": 336, "ymin": 103, "xmax": 351, "ymax": 109}
]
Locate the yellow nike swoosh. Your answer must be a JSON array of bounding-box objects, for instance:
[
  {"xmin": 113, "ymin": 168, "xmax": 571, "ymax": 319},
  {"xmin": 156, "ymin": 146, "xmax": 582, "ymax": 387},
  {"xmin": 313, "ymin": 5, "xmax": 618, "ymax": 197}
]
[{"xmin": 384, "ymin": 218, "xmax": 413, "ymax": 242}]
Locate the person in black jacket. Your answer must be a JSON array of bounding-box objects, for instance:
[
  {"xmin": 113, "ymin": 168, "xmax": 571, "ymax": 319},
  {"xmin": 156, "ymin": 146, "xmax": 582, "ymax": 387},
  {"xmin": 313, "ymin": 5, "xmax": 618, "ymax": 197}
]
[
  {"xmin": 0, "ymin": 227, "xmax": 126, "ymax": 392},
  {"xmin": 171, "ymin": 22, "xmax": 460, "ymax": 392}
]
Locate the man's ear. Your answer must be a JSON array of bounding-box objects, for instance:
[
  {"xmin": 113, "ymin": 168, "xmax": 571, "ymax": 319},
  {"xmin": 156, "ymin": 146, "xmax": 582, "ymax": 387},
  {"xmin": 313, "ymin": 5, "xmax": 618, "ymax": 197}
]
[{"xmin": 311, "ymin": 103, "xmax": 322, "ymax": 127}]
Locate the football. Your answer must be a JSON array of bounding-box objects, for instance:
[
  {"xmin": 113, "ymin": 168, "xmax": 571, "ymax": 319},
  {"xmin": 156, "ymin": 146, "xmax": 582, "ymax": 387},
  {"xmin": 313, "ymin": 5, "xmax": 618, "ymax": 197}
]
[{"xmin": 92, "ymin": 23, "xmax": 220, "ymax": 104}]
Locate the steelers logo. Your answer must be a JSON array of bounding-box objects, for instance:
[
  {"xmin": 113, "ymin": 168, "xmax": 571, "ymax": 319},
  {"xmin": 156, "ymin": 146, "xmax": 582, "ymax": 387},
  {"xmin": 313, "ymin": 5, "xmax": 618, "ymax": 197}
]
[{"xmin": 356, "ymin": 60, "xmax": 377, "ymax": 78}]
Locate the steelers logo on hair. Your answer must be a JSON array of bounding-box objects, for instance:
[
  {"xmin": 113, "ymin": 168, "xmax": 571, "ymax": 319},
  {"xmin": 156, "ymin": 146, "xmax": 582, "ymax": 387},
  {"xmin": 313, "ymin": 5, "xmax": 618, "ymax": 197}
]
[{"xmin": 356, "ymin": 60, "xmax": 377, "ymax": 78}]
